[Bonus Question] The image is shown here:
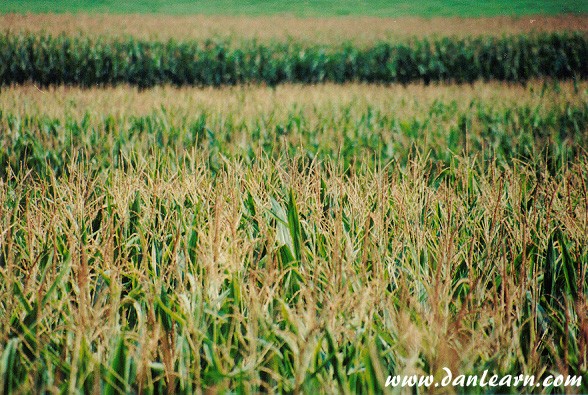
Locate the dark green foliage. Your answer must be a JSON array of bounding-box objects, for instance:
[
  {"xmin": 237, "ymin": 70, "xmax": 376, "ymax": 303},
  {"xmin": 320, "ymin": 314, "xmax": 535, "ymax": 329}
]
[{"xmin": 0, "ymin": 32, "xmax": 586, "ymax": 87}]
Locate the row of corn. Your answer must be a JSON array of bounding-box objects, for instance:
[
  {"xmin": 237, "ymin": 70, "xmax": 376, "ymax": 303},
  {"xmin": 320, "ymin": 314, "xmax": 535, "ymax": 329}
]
[{"xmin": 0, "ymin": 32, "xmax": 586, "ymax": 87}]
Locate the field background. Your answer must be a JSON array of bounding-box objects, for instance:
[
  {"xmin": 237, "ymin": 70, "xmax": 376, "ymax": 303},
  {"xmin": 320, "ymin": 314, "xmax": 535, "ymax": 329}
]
[
  {"xmin": 3, "ymin": 14, "xmax": 587, "ymax": 43},
  {"xmin": 3, "ymin": 0, "xmax": 587, "ymax": 17}
]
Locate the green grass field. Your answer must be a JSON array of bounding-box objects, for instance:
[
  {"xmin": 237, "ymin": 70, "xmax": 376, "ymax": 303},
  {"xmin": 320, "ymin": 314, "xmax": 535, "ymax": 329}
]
[{"xmin": 1, "ymin": 0, "xmax": 586, "ymax": 17}]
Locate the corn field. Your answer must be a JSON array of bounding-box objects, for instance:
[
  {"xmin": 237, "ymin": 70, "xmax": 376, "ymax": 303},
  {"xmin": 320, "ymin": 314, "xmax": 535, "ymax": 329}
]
[
  {"xmin": 1, "ymin": 32, "xmax": 586, "ymax": 87},
  {"xmin": 1, "ymin": 83, "xmax": 587, "ymax": 178},
  {"xmin": 0, "ymin": 81, "xmax": 587, "ymax": 393}
]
